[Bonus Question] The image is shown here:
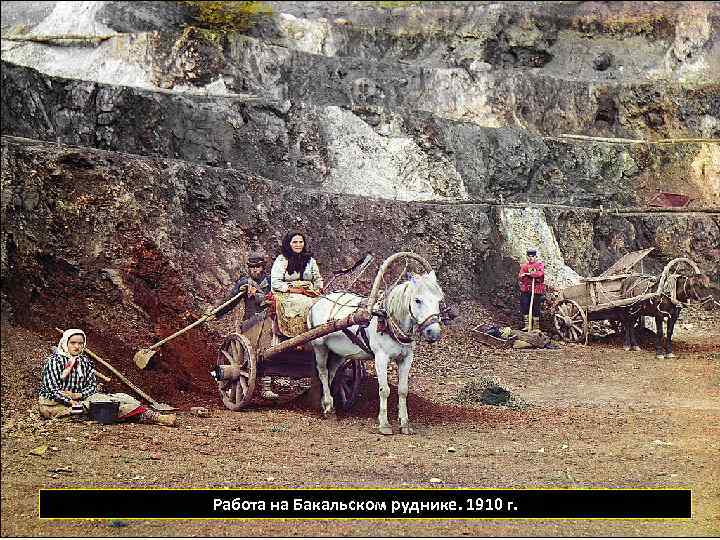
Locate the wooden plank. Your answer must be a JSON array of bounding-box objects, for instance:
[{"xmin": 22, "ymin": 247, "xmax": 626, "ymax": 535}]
[
  {"xmin": 560, "ymin": 283, "xmax": 591, "ymax": 304},
  {"xmin": 597, "ymin": 248, "xmax": 655, "ymax": 277},
  {"xmin": 586, "ymin": 292, "xmax": 659, "ymax": 314},
  {"xmin": 261, "ymin": 309, "xmax": 371, "ymax": 360},
  {"xmin": 472, "ymin": 329, "xmax": 513, "ymax": 349},
  {"xmin": 588, "ymin": 282, "xmax": 598, "ymax": 306},
  {"xmin": 583, "ymin": 274, "xmax": 632, "ymax": 282}
]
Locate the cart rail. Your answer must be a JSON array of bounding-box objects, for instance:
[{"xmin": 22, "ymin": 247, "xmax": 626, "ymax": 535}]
[{"xmin": 260, "ymin": 309, "xmax": 371, "ymax": 361}]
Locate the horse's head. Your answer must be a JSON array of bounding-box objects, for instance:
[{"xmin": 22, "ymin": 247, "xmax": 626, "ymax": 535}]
[
  {"xmin": 407, "ymin": 271, "xmax": 444, "ymax": 343},
  {"xmin": 682, "ymin": 273, "xmax": 720, "ymax": 305}
]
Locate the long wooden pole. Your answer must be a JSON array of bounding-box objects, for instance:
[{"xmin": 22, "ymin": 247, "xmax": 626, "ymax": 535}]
[
  {"xmin": 528, "ymin": 277, "xmax": 536, "ymax": 331},
  {"xmin": 261, "ymin": 309, "xmax": 371, "ymax": 360},
  {"xmin": 551, "ymin": 134, "xmax": 720, "ymax": 144},
  {"xmin": 145, "ymin": 286, "xmax": 248, "ymax": 351}
]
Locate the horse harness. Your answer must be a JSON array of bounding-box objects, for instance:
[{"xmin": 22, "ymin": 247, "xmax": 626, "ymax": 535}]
[
  {"xmin": 377, "ymin": 295, "xmax": 442, "ymax": 346},
  {"xmin": 338, "ymin": 297, "xmax": 375, "ymax": 355},
  {"xmin": 340, "ymin": 295, "xmax": 442, "ymax": 355},
  {"xmin": 627, "ymin": 274, "xmax": 714, "ymax": 318},
  {"xmin": 682, "ymin": 276, "xmax": 720, "ymax": 308}
]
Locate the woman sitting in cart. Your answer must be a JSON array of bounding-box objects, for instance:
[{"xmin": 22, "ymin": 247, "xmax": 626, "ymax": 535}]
[
  {"xmin": 38, "ymin": 329, "xmax": 176, "ymax": 426},
  {"xmin": 269, "ymin": 230, "xmax": 324, "ymax": 338}
]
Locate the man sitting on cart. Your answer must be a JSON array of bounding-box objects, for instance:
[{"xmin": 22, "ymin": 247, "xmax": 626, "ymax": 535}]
[
  {"xmin": 518, "ymin": 247, "xmax": 545, "ymax": 331},
  {"xmin": 215, "ymin": 250, "xmax": 278, "ymax": 400}
]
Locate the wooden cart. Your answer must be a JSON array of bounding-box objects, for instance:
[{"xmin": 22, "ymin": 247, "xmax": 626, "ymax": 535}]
[
  {"xmin": 213, "ymin": 309, "xmax": 369, "ymax": 412},
  {"xmin": 552, "ymin": 248, "xmax": 654, "ymax": 344},
  {"xmin": 212, "ymin": 252, "xmax": 420, "ymax": 413},
  {"xmin": 212, "ymin": 251, "xmax": 442, "ymax": 413},
  {"xmin": 552, "ymin": 248, "xmax": 699, "ymax": 344}
]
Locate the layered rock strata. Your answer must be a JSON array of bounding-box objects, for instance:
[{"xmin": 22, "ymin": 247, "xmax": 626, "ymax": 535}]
[
  {"xmin": 2, "ymin": 135, "xmax": 718, "ymax": 327},
  {"xmin": 2, "ymin": 61, "xmax": 718, "ymax": 206}
]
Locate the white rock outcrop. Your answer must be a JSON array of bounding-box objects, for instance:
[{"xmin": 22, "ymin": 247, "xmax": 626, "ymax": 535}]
[
  {"xmin": 498, "ymin": 207, "xmax": 582, "ymax": 290},
  {"xmin": 319, "ymin": 105, "xmax": 468, "ymax": 201}
]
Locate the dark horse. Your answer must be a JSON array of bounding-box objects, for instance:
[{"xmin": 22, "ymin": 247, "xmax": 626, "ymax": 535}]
[{"xmin": 621, "ymin": 273, "xmax": 718, "ymax": 359}]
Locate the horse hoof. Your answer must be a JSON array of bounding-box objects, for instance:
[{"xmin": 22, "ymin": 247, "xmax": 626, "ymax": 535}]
[
  {"xmin": 623, "ymin": 346, "xmax": 631, "ymax": 351},
  {"xmin": 632, "ymin": 346, "xmax": 641, "ymax": 352},
  {"xmin": 322, "ymin": 409, "xmax": 336, "ymax": 420},
  {"xmin": 378, "ymin": 426, "xmax": 393, "ymax": 436},
  {"xmin": 656, "ymin": 354, "xmax": 665, "ymax": 360},
  {"xmin": 400, "ymin": 426, "xmax": 415, "ymax": 435}
]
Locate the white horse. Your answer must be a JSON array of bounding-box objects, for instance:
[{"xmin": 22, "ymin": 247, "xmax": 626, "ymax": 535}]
[{"xmin": 307, "ymin": 270, "xmax": 444, "ymax": 435}]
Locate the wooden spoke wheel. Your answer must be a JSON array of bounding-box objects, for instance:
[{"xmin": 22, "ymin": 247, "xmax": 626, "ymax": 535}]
[
  {"xmin": 331, "ymin": 358, "xmax": 367, "ymax": 411},
  {"xmin": 553, "ymin": 299, "xmax": 588, "ymax": 344},
  {"xmin": 216, "ymin": 333, "xmax": 257, "ymax": 411}
]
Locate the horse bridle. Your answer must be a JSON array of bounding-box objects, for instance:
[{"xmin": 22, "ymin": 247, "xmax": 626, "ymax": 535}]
[
  {"xmin": 376, "ymin": 285, "xmax": 442, "ymax": 344},
  {"xmin": 683, "ymin": 278, "xmax": 720, "ymax": 308},
  {"xmin": 407, "ymin": 298, "xmax": 442, "ymax": 334}
]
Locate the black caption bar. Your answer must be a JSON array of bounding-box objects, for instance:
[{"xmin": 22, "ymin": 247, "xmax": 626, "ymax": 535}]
[{"xmin": 40, "ymin": 488, "xmax": 690, "ymax": 519}]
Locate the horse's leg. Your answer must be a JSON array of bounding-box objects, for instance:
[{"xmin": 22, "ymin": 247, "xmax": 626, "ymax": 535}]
[
  {"xmin": 397, "ymin": 350, "xmax": 414, "ymax": 435},
  {"xmin": 666, "ymin": 308, "xmax": 679, "ymax": 359},
  {"xmin": 312, "ymin": 342, "xmax": 335, "ymax": 418},
  {"xmin": 654, "ymin": 316, "xmax": 665, "ymax": 359},
  {"xmin": 374, "ymin": 352, "xmax": 392, "ymax": 435},
  {"xmin": 623, "ymin": 315, "xmax": 632, "ymax": 351},
  {"xmin": 632, "ymin": 316, "xmax": 642, "ymax": 351}
]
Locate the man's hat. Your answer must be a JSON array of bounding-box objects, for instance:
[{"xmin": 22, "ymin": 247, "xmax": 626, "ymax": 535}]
[
  {"xmin": 248, "ymin": 251, "xmax": 266, "ymax": 266},
  {"xmin": 526, "ymin": 247, "xmax": 538, "ymax": 256}
]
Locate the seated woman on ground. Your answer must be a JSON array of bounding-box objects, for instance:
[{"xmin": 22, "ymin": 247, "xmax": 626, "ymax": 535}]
[
  {"xmin": 38, "ymin": 329, "xmax": 176, "ymax": 426},
  {"xmin": 269, "ymin": 231, "xmax": 324, "ymax": 339}
]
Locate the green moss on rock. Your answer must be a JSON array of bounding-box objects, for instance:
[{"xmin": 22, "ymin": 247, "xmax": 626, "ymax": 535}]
[{"xmin": 179, "ymin": 1, "xmax": 273, "ymax": 32}]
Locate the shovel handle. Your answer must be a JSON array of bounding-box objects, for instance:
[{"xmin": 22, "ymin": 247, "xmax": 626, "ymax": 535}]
[
  {"xmin": 55, "ymin": 328, "xmax": 158, "ymax": 405},
  {"xmin": 147, "ymin": 286, "xmax": 248, "ymax": 350},
  {"xmin": 528, "ymin": 277, "xmax": 536, "ymax": 330}
]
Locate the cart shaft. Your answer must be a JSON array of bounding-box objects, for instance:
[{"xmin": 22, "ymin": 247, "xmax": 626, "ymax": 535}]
[{"xmin": 261, "ymin": 309, "xmax": 371, "ymax": 360}]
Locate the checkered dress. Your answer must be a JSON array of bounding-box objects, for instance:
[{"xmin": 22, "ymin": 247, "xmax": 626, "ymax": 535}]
[{"xmin": 39, "ymin": 353, "xmax": 97, "ymax": 405}]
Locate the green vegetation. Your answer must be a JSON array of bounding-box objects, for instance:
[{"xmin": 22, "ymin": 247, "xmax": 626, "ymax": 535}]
[{"xmin": 179, "ymin": 1, "xmax": 273, "ymax": 32}]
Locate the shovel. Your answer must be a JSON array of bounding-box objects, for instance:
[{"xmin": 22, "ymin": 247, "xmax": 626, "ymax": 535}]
[
  {"xmin": 55, "ymin": 328, "xmax": 176, "ymax": 412},
  {"xmin": 134, "ymin": 286, "xmax": 247, "ymax": 369},
  {"xmin": 528, "ymin": 277, "xmax": 536, "ymax": 331}
]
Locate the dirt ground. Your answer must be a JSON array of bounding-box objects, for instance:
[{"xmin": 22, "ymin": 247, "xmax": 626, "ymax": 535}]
[{"xmin": 1, "ymin": 302, "xmax": 719, "ymax": 537}]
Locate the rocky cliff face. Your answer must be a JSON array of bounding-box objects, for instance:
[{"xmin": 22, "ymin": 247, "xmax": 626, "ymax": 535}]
[
  {"xmin": 1, "ymin": 2, "xmax": 719, "ymax": 392},
  {"xmin": 2, "ymin": 136, "xmax": 718, "ymax": 393},
  {"xmin": 2, "ymin": 61, "xmax": 718, "ymax": 207}
]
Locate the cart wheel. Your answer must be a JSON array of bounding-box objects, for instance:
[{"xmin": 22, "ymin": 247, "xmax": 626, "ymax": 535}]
[
  {"xmin": 216, "ymin": 333, "xmax": 257, "ymax": 411},
  {"xmin": 331, "ymin": 358, "xmax": 367, "ymax": 411},
  {"xmin": 553, "ymin": 299, "xmax": 588, "ymax": 344}
]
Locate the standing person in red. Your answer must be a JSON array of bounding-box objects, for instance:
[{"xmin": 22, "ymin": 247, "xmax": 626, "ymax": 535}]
[{"xmin": 518, "ymin": 248, "xmax": 545, "ymax": 331}]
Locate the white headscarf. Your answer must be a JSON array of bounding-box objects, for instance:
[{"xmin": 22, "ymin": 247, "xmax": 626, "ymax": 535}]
[{"xmin": 57, "ymin": 328, "xmax": 86, "ymax": 379}]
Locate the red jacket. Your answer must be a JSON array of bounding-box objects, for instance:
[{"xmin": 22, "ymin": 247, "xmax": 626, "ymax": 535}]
[{"xmin": 518, "ymin": 261, "xmax": 545, "ymax": 294}]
